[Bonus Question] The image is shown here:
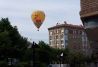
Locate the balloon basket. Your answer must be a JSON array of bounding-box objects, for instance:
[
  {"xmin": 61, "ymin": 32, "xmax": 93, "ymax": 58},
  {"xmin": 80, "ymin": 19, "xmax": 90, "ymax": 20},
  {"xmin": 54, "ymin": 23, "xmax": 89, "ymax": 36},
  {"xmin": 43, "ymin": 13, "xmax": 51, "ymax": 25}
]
[{"xmin": 37, "ymin": 29, "xmax": 39, "ymax": 31}]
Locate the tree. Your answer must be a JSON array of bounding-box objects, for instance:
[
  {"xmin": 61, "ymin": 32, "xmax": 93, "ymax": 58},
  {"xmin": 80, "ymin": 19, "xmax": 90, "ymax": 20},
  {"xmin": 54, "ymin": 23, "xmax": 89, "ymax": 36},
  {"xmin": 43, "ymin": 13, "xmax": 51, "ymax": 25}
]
[
  {"xmin": 38, "ymin": 41, "xmax": 51, "ymax": 66},
  {"xmin": 0, "ymin": 18, "xmax": 30, "ymax": 66}
]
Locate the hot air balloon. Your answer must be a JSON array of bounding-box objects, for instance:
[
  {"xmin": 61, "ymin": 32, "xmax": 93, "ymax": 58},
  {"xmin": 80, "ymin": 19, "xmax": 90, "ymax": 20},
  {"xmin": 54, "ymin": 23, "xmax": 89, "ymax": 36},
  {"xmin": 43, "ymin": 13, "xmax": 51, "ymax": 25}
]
[{"xmin": 31, "ymin": 10, "xmax": 45, "ymax": 31}]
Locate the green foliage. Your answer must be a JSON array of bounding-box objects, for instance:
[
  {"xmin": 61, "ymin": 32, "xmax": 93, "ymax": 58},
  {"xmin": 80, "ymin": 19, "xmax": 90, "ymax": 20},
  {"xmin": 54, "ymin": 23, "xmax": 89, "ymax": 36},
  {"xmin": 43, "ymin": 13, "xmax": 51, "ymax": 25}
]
[
  {"xmin": 0, "ymin": 18, "xmax": 90, "ymax": 67},
  {"xmin": 15, "ymin": 62, "xmax": 30, "ymax": 67},
  {"xmin": 0, "ymin": 61, "xmax": 8, "ymax": 67},
  {"xmin": 0, "ymin": 18, "xmax": 29, "ymax": 65}
]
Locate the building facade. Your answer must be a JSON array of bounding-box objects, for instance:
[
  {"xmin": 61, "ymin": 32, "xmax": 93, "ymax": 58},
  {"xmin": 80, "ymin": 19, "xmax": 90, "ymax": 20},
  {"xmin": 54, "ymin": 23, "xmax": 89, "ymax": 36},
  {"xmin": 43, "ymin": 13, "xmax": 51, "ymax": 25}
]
[
  {"xmin": 48, "ymin": 22, "xmax": 91, "ymax": 55},
  {"xmin": 80, "ymin": 0, "xmax": 98, "ymax": 57}
]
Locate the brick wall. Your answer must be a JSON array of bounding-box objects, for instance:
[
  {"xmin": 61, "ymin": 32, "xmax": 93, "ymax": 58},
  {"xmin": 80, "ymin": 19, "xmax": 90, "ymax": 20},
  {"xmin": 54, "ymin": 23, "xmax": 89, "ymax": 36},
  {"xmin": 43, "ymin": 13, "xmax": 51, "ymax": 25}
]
[{"xmin": 80, "ymin": 0, "xmax": 98, "ymax": 17}]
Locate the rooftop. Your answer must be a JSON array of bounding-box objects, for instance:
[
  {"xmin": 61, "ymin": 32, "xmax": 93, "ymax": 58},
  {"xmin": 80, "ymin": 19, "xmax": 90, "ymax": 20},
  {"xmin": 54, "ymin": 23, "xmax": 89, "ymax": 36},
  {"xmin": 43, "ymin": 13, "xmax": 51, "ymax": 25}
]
[{"xmin": 48, "ymin": 21, "xmax": 84, "ymax": 30}]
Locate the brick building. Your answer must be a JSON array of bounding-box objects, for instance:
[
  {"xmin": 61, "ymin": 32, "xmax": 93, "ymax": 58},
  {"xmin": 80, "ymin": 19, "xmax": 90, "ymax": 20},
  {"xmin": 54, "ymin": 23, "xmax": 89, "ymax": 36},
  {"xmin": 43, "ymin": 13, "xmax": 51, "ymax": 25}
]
[
  {"xmin": 48, "ymin": 22, "xmax": 91, "ymax": 55},
  {"xmin": 80, "ymin": 0, "xmax": 98, "ymax": 17},
  {"xmin": 80, "ymin": 0, "xmax": 98, "ymax": 57}
]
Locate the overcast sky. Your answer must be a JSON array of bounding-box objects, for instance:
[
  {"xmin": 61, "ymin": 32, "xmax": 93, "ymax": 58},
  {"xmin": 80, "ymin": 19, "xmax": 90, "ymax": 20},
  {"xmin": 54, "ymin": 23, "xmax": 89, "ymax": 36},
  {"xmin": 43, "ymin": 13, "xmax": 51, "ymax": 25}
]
[{"xmin": 0, "ymin": 0, "xmax": 82, "ymax": 43}]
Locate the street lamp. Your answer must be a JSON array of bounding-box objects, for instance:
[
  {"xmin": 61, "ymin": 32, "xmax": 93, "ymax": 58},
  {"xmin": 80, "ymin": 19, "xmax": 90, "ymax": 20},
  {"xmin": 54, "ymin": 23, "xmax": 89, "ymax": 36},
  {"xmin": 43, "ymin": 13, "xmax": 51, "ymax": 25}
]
[
  {"xmin": 60, "ymin": 52, "xmax": 63, "ymax": 67},
  {"xmin": 31, "ymin": 41, "xmax": 38, "ymax": 67}
]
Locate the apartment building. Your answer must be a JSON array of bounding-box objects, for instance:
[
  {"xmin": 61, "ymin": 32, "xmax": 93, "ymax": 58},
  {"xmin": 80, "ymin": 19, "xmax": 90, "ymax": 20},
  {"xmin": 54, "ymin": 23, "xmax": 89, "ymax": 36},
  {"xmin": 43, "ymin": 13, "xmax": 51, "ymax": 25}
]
[{"xmin": 48, "ymin": 22, "xmax": 91, "ymax": 55}]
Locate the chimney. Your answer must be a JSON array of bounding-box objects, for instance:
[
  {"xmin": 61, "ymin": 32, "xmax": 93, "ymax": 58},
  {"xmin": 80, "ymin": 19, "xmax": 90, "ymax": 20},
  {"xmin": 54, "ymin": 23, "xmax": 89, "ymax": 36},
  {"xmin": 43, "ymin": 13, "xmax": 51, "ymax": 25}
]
[{"xmin": 56, "ymin": 23, "xmax": 60, "ymax": 25}]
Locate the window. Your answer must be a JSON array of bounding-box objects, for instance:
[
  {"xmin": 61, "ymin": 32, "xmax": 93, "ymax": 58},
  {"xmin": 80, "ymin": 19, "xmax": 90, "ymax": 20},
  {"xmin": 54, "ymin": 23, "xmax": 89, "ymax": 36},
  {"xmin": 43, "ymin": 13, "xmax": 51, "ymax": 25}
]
[
  {"xmin": 50, "ymin": 36, "xmax": 52, "ymax": 40},
  {"xmin": 79, "ymin": 31, "xmax": 82, "ymax": 35},
  {"xmin": 58, "ymin": 29, "xmax": 61, "ymax": 34},
  {"xmin": 50, "ymin": 31, "xmax": 52, "ymax": 35},
  {"xmin": 61, "ymin": 34, "xmax": 64, "ymax": 39},
  {"xmin": 65, "ymin": 35, "xmax": 68, "ymax": 40},
  {"xmin": 57, "ymin": 41, "xmax": 59, "ymax": 45},
  {"xmin": 65, "ymin": 30, "xmax": 68, "ymax": 34},
  {"xmin": 74, "ymin": 30, "xmax": 76, "ymax": 34},
  {"xmin": 82, "ymin": 32, "xmax": 84, "ymax": 35},
  {"xmin": 76, "ymin": 30, "xmax": 78, "ymax": 34},
  {"xmin": 84, "ymin": 19, "xmax": 98, "ymax": 28},
  {"xmin": 65, "ymin": 40, "xmax": 68, "ymax": 46},
  {"xmin": 56, "ymin": 35, "xmax": 58, "ymax": 39},
  {"xmin": 50, "ymin": 41, "xmax": 52, "ymax": 45},
  {"xmin": 54, "ymin": 30, "xmax": 56, "ymax": 34},
  {"xmin": 62, "ymin": 45, "xmax": 65, "ymax": 48},
  {"xmin": 56, "ymin": 29, "xmax": 58, "ymax": 34},
  {"xmin": 61, "ymin": 29, "xmax": 64, "ymax": 33},
  {"xmin": 69, "ymin": 30, "xmax": 73, "ymax": 34},
  {"xmin": 65, "ymin": 29, "xmax": 68, "ymax": 34},
  {"xmin": 57, "ymin": 30, "xmax": 59, "ymax": 34},
  {"xmin": 61, "ymin": 40, "xmax": 64, "ymax": 44},
  {"xmin": 65, "ymin": 40, "xmax": 68, "ymax": 43}
]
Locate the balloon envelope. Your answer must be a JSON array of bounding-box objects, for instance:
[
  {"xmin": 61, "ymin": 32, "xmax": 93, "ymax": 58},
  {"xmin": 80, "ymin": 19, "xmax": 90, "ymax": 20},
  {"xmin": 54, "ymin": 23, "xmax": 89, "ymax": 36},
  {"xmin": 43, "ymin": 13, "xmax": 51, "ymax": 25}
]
[{"xmin": 31, "ymin": 10, "xmax": 45, "ymax": 30}]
